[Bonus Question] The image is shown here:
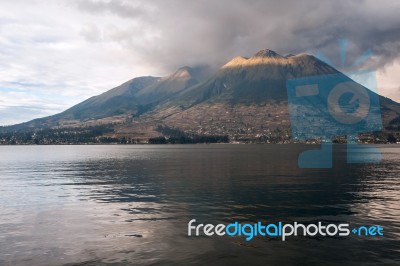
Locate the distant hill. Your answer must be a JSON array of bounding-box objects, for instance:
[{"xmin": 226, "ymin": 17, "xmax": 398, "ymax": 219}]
[{"xmin": 1, "ymin": 49, "xmax": 399, "ymax": 144}]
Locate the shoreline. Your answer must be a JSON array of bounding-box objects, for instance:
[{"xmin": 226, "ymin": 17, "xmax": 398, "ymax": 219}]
[{"xmin": 0, "ymin": 142, "xmax": 399, "ymax": 146}]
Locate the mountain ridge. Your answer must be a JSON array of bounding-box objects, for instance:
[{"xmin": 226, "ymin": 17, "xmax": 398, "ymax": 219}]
[{"xmin": 1, "ymin": 49, "xmax": 399, "ymax": 144}]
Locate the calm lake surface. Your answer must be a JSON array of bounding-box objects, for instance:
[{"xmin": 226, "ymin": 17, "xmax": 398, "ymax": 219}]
[{"xmin": 0, "ymin": 144, "xmax": 399, "ymax": 266}]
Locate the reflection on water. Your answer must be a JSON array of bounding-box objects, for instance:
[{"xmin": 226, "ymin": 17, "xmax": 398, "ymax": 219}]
[{"xmin": 0, "ymin": 145, "xmax": 399, "ymax": 265}]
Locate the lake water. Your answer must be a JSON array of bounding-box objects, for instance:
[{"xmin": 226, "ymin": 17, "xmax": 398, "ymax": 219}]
[{"xmin": 0, "ymin": 145, "xmax": 399, "ymax": 266}]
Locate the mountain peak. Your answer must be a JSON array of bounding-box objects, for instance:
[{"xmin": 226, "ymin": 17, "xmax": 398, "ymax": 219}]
[
  {"xmin": 170, "ymin": 66, "xmax": 193, "ymax": 79},
  {"xmin": 222, "ymin": 50, "xmax": 285, "ymax": 69},
  {"xmin": 177, "ymin": 66, "xmax": 192, "ymax": 72},
  {"xmin": 222, "ymin": 56, "xmax": 249, "ymax": 68},
  {"xmin": 252, "ymin": 49, "xmax": 283, "ymax": 58}
]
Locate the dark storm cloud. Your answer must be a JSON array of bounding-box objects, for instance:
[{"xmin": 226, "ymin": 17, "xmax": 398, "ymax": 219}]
[{"xmin": 73, "ymin": 0, "xmax": 400, "ymax": 73}]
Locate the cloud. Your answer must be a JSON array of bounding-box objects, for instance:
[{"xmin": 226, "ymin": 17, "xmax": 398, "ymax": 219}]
[
  {"xmin": 377, "ymin": 59, "xmax": 400, "ymax": 103},
  {"xmin": 0, "ymin": 88, "xmax": 71, "ymax": 125},
  {"xmin": 0, "ymin": 0, "xmax": 400, "ymax": 125},
  {"xmin": 74, "ymin": 0, "xmax": 147, "ymax": 18},
  {"xmin": 70, "ymin": 0, "xmax": 400, "ymax": 72}
]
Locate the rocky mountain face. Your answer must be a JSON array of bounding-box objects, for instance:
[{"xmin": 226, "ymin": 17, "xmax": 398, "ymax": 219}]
[{"xmin": 1, "ymin": 49, "xmax": 400, "ymax": 143}]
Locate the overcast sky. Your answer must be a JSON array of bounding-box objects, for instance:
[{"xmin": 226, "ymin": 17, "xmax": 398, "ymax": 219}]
[{"xmin": 0, "ymin": 0, "xmax": 399, "ymax": 125}]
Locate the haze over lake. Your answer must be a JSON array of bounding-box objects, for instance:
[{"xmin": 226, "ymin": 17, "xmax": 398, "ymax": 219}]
[{"xmin": 0, "ymin": 145, "xmax": 399, "ymax": 265}]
